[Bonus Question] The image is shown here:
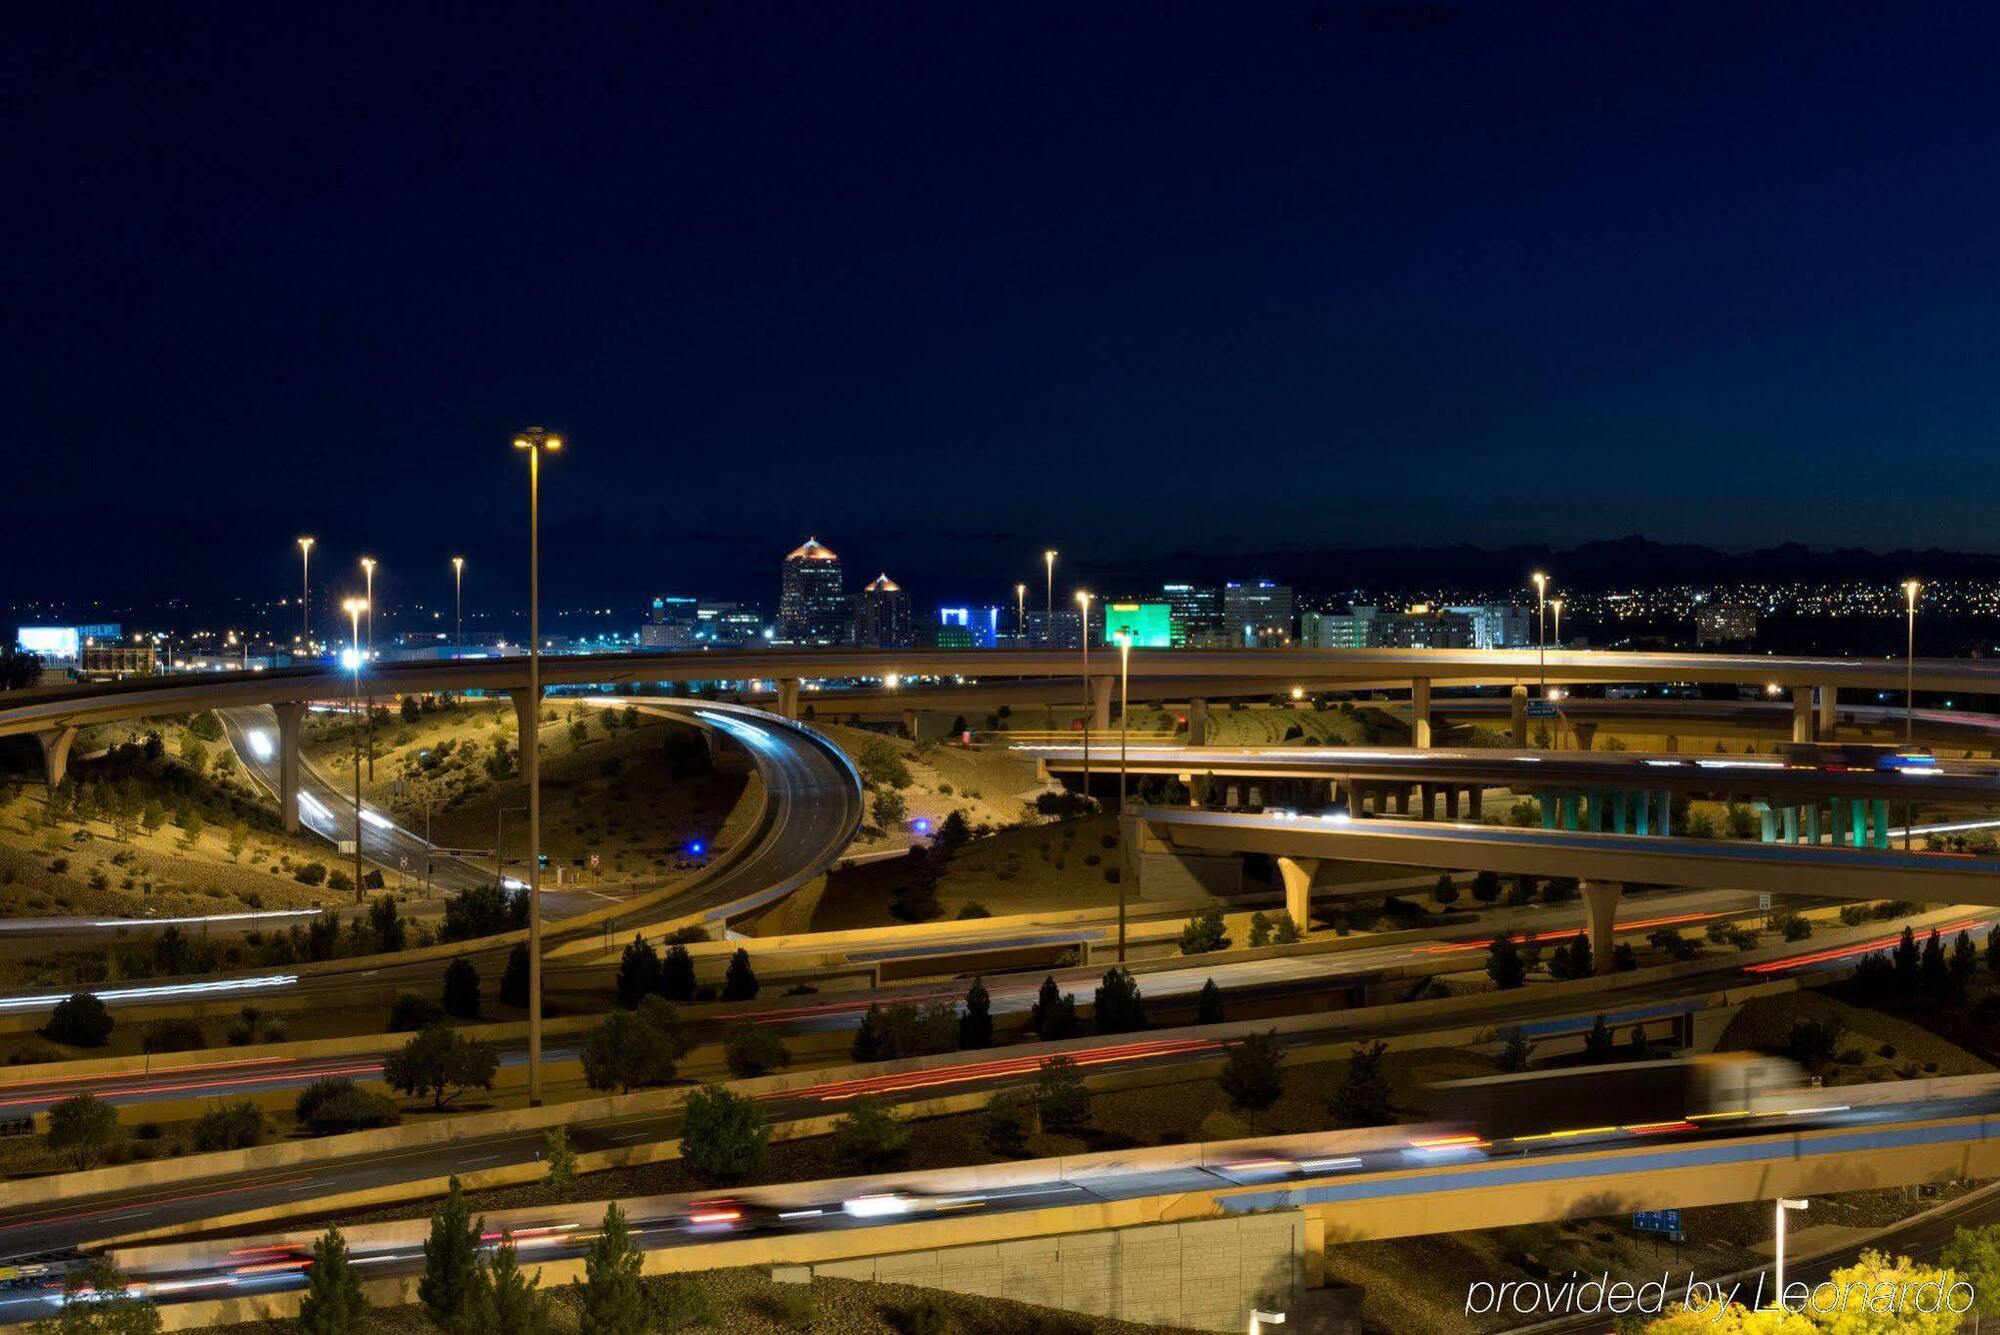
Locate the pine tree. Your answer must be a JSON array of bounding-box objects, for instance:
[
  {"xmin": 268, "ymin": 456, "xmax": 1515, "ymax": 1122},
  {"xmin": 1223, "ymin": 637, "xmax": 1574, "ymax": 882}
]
[
  {"xmin": 1328, "ymin": 1040, "xmax": 1391, "ymax": 1127},
  {"xmin": 1196, "ymin": 978, "xmax": 1225, "ymax": 1025},
  {"xmin": 298, "ymin": 1227, "xmax": 370, "ymax": 1335},
  {"xmin": 484, "ymin": 1232, "xmax": 551, "ymax": 1335},
  {"xmin": 420, "ymin": 1177, "xmax": 486, "ymax": 1328},
  {"xmin": 1486, "ymin": 934, "xmax": 1526, "ymax": 989},
  {"xmin": 1092, "ymin": 967, "xmax": 1147, "ymax": 1033},
  {"xmin": 1218, "ymin": 1031, "xmax": 1285, "ymax": 1113},
  {"xmin": 1498, "ymin": 1028, "xmax": 1533, "ymax": 1072},
  {"xmin": 1951, "ymin": 930, "xmax": 1978, "ymax": 995},
  {"xmin": 1894, "ymin": 925, "xmax": 1921, "ymax": 993},
  {"xmin": 958, "ymin": 978, "xmax": 993, "ymax": 1049},
  {"xmin": 1986, "ymin": 925, "xmax": 2000, "ymax": 976},
  {"xmin": 1583, "ymin": 1015, "xmax": 1615, "ymax": 1062},
  {"xmin": 660, "ymin": 943, "xmax": 697, "ymax": 1001},
  {"xmin": 1030, "ymin": 975, "xmax": 1077, "ymax": 1039},
  {"xmin": 851, "ymin": 1002, "xmax": 889, "ymax": 1062},
  {"xmin": 722, "ymin": 947, "xmax": 759, "ymax": 1001},
  {"xmin": 575, "ymin": 1202, "xmax": 647, "ymax": 1335},
  {"xmin": 1034, "ymin": 1054, "xmax": 1091, "ymax": 1132},
  {"xmin": 1922, "ymin": 928, "xmax": 1950, "ymax": 998},
  {"xmin": 614, "ymin": 936, "xmax": 661, "ymax": 1008},
  {"xmin": 1567, "ymin": 929, "xmax": 1593, "ymax": 979}
]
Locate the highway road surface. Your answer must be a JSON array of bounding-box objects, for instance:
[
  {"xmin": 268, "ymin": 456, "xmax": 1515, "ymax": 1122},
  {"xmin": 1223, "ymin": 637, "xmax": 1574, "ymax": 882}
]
[
  {"xmin": 2, "ymin": 902, "xmax": 1984, "ymax": 1262},
  {"xmin": 19, "ymin": 1072, "xmax": 2000, "ymax": 1318}
]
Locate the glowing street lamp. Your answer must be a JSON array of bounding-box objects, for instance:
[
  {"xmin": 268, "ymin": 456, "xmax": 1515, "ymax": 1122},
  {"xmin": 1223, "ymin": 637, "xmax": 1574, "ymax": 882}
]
[
  {"xmin": 1531, "ymin": 572, "xmax": 1549, "ymax": 695},
  {"xmin": 1550, "ymin": 597, "xmax": 1563, "ymax": 648},
  {"xmin": 360, "ymin": 557, "xmax": 377, "ymax": 651},
  {"xmin": 1116, "ymin": 629, "xmax": 1132, "ymax": 960},
  {"xmin": 342, "ymin": 597, "xmax": 369, "ymax": 904},
  {"xmin": 452, "ymin": 557, "xmax": 465, "ymax": 657},
  {"xmin": 1772, "ymin": 1198, "xmax": 1808, "ymax": 1311},
  {"xmin": 297, "ymin": 537, "xmax": 315, "ymax": 649},
  {"xmin": 1903, "ymin": 578, "xmax": 1921, "ymax": 851},
  {"xmin": 1043, "ymin": 550, "xmax": 1058, "ymax": 624},
  {"xmin": 1076, "ymin": 589, "xmax": 1095, "ymax": 801},
  {"xmin": 514, "ymin": 426, "xmax": 562, "ymax": 1106},
  {"xmin": 1015, "ymin": 582, "xmax": 1027, "ymax": 646}
]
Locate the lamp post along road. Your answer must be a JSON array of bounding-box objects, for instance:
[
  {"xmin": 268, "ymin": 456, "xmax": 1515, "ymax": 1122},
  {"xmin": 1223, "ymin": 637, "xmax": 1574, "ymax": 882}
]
[
  {"xmin": 298, "ymin": 537, "xmax": 315, "ymax": 650},
  {"xmin": 1115, "ymin": 632, "xmax": 1131, "ymax": 962},
  {"xmin": 1076, "ymin": 590, "xmax": 1094, "ymax": 801},
  {"xmin": 452, "ymin": 557, "xmax": 465, "ymax": 658},
  {"xmin": 1532, "ymin": 571, "xmax": 1548, "ymax": 696},
  {"xmin": 361, "ymin": 558, "xmax": 376, "ymax": 651},
  {"xmin": 1904, "ymin": 579, "xmax": 1921, "ymax": 851},
  {"xmin": 515, "ymin": 427, "xmax": 562, "ymax": 1106},
  {"xmin": 343, "ymin": 597, "xmax": 368, "ymax": 904},
  {"xmin": 1014, "ymin": 583, "xmax": 1026, "ymax": 645},
  {"xmin": 1043, "ymin": 550, "xmax": 1057, "ymax": 629},
  {"xmin": 1772, "ymin": 1197, "xmax": 1808, "ymax": 1311}
]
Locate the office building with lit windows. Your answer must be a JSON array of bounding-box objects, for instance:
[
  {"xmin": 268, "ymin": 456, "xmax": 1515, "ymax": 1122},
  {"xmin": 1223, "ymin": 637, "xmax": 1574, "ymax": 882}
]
[
  {"xmin": 854, "ymin": 574, "xmax": 914, "ymax": 648},
  {"xmin": 1161, "ymin": 583, "xmax": 1223, "ymax": 646},
  {"xmin": 1223, "ymin": 581, "xmax": 1293, "ymax": 647},
  {"xmin": 776, "ymin": 538, "xmax": 848, "ymax": 644}
]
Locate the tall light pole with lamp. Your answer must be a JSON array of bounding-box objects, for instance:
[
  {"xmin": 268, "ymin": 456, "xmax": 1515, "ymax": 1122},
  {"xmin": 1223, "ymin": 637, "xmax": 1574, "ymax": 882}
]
[
  {"xmin": 1903, "ymin": 579, "xmax": 1921, "ymax": 851},
  {"xmin": 453, "ymin": 557, "xmax": 465, "ymax": 657},
  {"xmin": 1116, "ymin": 629, "xmax": 1132, "ymax": 960},
  {"xmin": 297, "ymin": 537, "xmax": 315, "ymax": 651},
  {"xmin": 1771, "ymin": 1198, "xmax": 1808, "ymax": 1311},
  {"xmin": 342, "ymin": 597, "xmax": 368, "ymax": 904},
  {"xmin": 1043, "ymin": 551, "xmax": 1057, "ymax": 628},
  {"xmin": 1014, "ymin": 583, "xmax": 1026, "ymax": 646},
  {"xmin": 515, "ymin": 427, "xmax": 562, "ymax": 1106},
  {"xmin": 360, "ymin": 558, "xmax": 377, "ymax": 651},
  {"xmin": 1531, "ymin": 571, "xmax": 1549, "ymax": 695},
  {"xmin": 1075, "ymin": 590, "xmax": 1094, "ymax": 801}
]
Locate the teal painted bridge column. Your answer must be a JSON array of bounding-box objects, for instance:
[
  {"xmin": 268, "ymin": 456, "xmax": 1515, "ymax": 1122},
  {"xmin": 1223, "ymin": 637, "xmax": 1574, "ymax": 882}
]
[
  {"xmin": 1611, "ymin": 790, "xmax": 1629, "ymax": 834},
  {"xmin": 1538, "ymin": 791, "xmax": 1556, "ymax": 830},
  {"xmin": 1562, "ymin": 792, "xmax": 1580, "ymax": 832},
  {"xmin": 1755, "ymin": 801, "xmax": 1776, "ymax": 843},
  {"xmin": 1586, "ymin": 790, "xmax": 1606, "ymax": 832},
  {"xmin": 1805, "ymin": 803, "xmax": 1821, "ymax": 845},
  {"xmin": 1635, "ymin": 791, "xmax": 1653, "ymax": 836},
  {"xmin": 1830, "ymin": 797, "xmax": 1851, "ymax": 847},
  {"xmin": 1783, "ymin": 807, "xmax": 1799, "ymax": 844},
  {"xmin": 1870, "ymin": 799, "xmax": 1890, "ymax": 850}
]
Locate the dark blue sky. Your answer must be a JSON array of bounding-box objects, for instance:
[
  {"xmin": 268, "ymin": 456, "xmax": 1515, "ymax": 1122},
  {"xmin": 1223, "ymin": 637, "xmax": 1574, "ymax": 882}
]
[{"xmin": 9, "ymin": 2, "xmax": 2000, "ymax": 611}]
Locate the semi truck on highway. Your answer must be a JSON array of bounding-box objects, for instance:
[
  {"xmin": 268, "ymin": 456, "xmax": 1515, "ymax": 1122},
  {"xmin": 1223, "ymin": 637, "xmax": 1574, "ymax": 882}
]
[{"xmin": 1428, "ymin": 1054, "xmax": 1803, "ymax": 1141}]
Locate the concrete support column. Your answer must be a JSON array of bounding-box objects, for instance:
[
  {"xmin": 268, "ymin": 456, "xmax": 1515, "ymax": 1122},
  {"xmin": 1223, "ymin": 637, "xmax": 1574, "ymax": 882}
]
[
  {"xmin": 1756, "ymin": 802, "xmax": 1777, "ymax": 843},
  {"xmin": 1411, "ymin": 677, "xmax": 1433, "ymax": 749},
  {"xmin": 1444, "ymin": 787, "xmax": 1461, "ymax": 819},
  {"xmin": 1655, "ymin": 789, "xmax": 1673, "ymax": 836},
  {"xmin": 1537, "ymin": 790, "xmax": 1556, "ymax": 830},
  {"xmin": 775, "ymin": 678, "xmax": 801, "ymax": 720},
  {"xmin": 1561, "ymin": 792, "xmax": 1580, "ymax": 832},
  {"xmin": 1611, "ymin": 790, "xmax": 1630, "ymax": 834},
  {"xmin": 1791, "ymin": 687, "xmax": 1814, "ymax": 744},
  {"xmin": 1420, "ymin": 785, "xmax": 1438, "ymax": 820},
  {"xmin": 1391, "ymin": 786, "xmax": 1410, "ymax": 816},
  {"xmin": 1185, "ymin": 697, "xmax": 1209, "ymax": 747},
  {"xmin": 901, "ymin": 709, "xmax": 920, "ymax": 741},
  {"xmin": 1782, "ymin": 806, "xmax": 1799, "ymax": 844},
  {"xmin": 1467, "ymin": 787, "xmax": 1483, "ymax": 819},
  {"xmin": 510, "ymin": 687, "xmax": 544, "ymax": 748},
  {"xmin": 1830, "ymin": 797, "xmax": 1851, "ymax": 846},
  {"xmin": 1805, "ymin": 803, "xmax": 1821, "ymax": 845},
  {"xmin": 35, "ymin": 727, "xmax": 76, "ymax": 788},
  {"xmin": 1869, "ymin": 798, "xmax": 1890, "ymax": 850},
  {"xmin": 273, "ymin": 701, "xmax": 308, "ymax": 834},
  {"xmin": 1277, "ymin": 856, "xmax": 1320, "ymax": 936},
  {"xmin": 1582, "ymin": 880, "xmax": 1620, "ymax": 978},
  {"xmin": 1586, "ymin": 790, "xmax": 1606, "ymax": 832},
  {"xmin": 1817, "ymin": 685, "xmax": 1838, "ymax": 741},
  {"xmin": 1509, "ymin": 685, "xmax": 1529, "ymax": 747},
  {"xmin": 1089, "ymin": 676, "xmax": 1113, "ymax": 732}
]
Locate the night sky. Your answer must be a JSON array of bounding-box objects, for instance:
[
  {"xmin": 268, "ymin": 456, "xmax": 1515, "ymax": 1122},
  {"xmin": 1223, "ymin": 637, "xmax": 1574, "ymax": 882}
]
[{"xmin": 11, "ymin": 2, "xmax": 2000, "ymax": 615}]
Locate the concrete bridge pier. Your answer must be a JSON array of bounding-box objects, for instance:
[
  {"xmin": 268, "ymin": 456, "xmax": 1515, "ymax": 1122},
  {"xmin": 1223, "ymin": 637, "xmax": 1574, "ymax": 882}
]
[
  {"xmin": 1509, "ymin": 685, "xmax": 1528, "ymax": 746},
  {"xmin": 1582, "ymin": 880, "xmax": 1619, "ymax": 976},
  {"xmin": 775, "ymin": 678, "xmax": 801, "ymax": 720},
  {"xmin": 902, "ymin": 709, "xmax": 920, "ymax": 741},
  {"xmin": 1411, "ymin": 676, "xmax": 1432, "ymax": 748},
  {"xmin": 1089, "ymin": 676, "xmax": 1113, "ymax": 732},
  {"xmin": 1185, "ymin": 697, "xmax": 1208, "ymax": 747},
  {"xmin": 273, "ymin": 701, "xmax": 308, "ymax": 833},
  {"xmin": 1792, "ymin": 687, "xmax": 1814, "ymax": 744},
  {"xmin": 1277, "ymin": 855, "xmax": 1319, "ymax": 935},
  {"xmin": 35, "ymin": 726, "xmax": 76, "ymax": 788},
  {"xmin": 1818, "ymin": 684, "xmax": 1838, "ymax": 740}
]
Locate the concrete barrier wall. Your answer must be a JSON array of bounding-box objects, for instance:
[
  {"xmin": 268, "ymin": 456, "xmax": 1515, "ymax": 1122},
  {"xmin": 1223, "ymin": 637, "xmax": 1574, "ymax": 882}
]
[{"xmin": 801, "ymin": 1211, "xmax": 1302, "ymax": 1333}]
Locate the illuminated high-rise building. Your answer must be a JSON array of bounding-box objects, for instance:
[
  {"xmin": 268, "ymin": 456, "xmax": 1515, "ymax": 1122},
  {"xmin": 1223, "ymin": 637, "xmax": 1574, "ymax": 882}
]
[
  {"xmin": 776, "ymin": 538, "xmax": 848, "ymax": 645},
  {"xmin": 854, "ymin": 573, "xmax": 913, "ymax": 648}
]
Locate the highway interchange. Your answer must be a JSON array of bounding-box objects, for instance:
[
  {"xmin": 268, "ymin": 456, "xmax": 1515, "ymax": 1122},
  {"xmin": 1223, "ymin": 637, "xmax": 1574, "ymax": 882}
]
[{"xmin": 5, "ymin": 646, "xmax": 2000, "ymax": 1322}]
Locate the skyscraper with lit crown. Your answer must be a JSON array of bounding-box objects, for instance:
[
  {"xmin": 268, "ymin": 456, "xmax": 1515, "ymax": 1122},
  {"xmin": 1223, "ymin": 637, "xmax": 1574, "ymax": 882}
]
[
  {"xmin": 777, "ymin": 537, "xmax": 848, "ymax": 644},
  {"xmin": 853, "ymin": 573, "xmax": 912, "ymax": 647}
]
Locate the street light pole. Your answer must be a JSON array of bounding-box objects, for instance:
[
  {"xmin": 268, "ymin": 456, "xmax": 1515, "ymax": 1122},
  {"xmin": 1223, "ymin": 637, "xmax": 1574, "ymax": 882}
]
[
  {"xmin": 1531, "ymin": 571, "xmax": 1548, "ymax": 696},
  {"xmin": 1076, "ymin": 590, "xmax": 1094, "ymax": 804},
  {"xmin": 1015, "ymin": 583, "xmax": 1026, "ymax": 646},
  {"xmin": 453, "ymin": 557, "xmax": 465, "ymax": 657},
  {"xmin": 1043, "ymin": 550, "xmax": 1057, "ymax": 629},
  {"xmin": 298, "ymin": 537, "xmax": 314, "ymax": 651},
  {"xmin": 1116, "ymin": 631, "xmax": 1131, "ymax": 962},
  {"xmin": 1772, "ymin": 1198, "xmax": 1808, "ymax": 1311},
  {"xmin": 361, "ymin": 558, "xmax": 376, "ymax": 651},
  {"xmin": 515, "ymin": 427, "xmax": 562, "ymax": 1107},
  {"xmin": 1904, "ymin": 578, "xmax": 1921, "ymax": 851},
  {"xmin": 343, "ymin": 597, "xmax": 368, "ymax": 904}
]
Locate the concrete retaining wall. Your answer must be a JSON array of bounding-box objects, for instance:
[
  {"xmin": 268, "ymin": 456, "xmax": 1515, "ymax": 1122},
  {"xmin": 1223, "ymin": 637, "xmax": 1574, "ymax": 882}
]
[{"xmin": 794, "ymin": 1211, "xmax": 1303, "ymax": 1333}]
